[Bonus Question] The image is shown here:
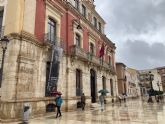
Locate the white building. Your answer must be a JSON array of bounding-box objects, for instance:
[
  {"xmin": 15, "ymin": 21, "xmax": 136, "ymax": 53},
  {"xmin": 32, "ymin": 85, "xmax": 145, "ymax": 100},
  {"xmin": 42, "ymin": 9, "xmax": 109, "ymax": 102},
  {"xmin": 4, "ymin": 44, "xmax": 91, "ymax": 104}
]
[
  {"xmin": 139, "ymin": 69, "xmax": 163, "ymax": 92},
  {"xmin": 126, "ymin": 68, "xmax": 140, "ymax": 98}
]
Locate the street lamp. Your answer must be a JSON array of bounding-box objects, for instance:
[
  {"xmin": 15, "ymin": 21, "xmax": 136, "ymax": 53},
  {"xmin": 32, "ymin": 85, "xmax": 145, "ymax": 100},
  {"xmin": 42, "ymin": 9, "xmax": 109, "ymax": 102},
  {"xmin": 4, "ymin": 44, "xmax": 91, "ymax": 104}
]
[
  {"xmin": 0, "ymin": 36, "xmax": 9, "ymax": 87},
  {"xmin": 149, "ymin": 71, "xmax": 154, "ymax": 89},
  {"xmin": 157, "ymin": 81, "xmax": 161, "ymax": 91},
  {"xmin": 148, "ymin": 71, "xmax": 154, "ymax": 103},
  {"xmin": 156, "ymin": 81, "xmax": 162, "ymax": 102}
]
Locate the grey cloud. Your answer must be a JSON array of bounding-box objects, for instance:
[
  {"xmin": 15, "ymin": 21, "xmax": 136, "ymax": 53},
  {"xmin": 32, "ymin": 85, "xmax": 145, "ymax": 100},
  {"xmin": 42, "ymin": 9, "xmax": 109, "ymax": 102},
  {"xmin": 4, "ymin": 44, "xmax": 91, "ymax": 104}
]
[
  {"xmin": 95, "ymin": 0, "xmax": 165, "ymax": 34},
  {"xmin": 119, "ymin": 40, "xmax": 165, "ymax": 69},
  {"xmin": 110, "ymin": 0, "xmax": 165, "ymax": 34},
  {"xmin": 95, "ymin": 0, "xmax": 165, "ymax": 69}
]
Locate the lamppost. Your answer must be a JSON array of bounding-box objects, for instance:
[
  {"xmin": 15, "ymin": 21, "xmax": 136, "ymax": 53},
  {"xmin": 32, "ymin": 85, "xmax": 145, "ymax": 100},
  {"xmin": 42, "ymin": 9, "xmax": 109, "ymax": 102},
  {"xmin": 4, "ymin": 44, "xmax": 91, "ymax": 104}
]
[
  {"xmin": 157, "ymin": 81, "xmax": 162, "ymax": 102},
  {"xmin": 157, "ymin": 81, "xmax": 161, "ymax": 91},
  {"xmin": 148, "ymin": 71, "xmax": 154, "ymax": 103},
  {"xmin": 0, "ymin": 36, "xmax": 9, "ymax": 87}
]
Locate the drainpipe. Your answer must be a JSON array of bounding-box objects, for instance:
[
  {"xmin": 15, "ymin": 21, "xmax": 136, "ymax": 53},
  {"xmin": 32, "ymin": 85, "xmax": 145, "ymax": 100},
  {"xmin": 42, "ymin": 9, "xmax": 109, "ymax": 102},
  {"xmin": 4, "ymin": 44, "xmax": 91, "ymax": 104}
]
[{"xmin": 65, "ymin": 10, "xmax": 69, "ymax": 111}]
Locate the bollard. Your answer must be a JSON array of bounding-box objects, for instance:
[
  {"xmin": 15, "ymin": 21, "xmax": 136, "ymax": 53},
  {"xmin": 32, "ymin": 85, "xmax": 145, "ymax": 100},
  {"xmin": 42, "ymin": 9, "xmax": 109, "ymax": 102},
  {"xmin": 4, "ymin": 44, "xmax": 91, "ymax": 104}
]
[{"xmin": 22, "ymin": 103, "xmax": 30, "ymax": 124}]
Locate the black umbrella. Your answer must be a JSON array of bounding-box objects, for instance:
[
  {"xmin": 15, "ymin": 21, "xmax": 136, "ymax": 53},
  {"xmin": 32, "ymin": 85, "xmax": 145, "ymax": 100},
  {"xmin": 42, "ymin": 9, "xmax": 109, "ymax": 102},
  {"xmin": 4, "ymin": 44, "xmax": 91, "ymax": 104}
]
[{"xmin": 98, "ymin": 89, "xmax": 109, "ymax": 95}]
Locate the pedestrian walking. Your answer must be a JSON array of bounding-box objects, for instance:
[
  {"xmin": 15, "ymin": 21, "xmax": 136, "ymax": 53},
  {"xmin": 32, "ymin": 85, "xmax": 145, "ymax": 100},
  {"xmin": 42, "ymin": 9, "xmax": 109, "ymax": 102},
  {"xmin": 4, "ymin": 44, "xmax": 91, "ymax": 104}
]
[
  {"xmin": 123, "ymin": 93, "xmax": 127, "ymax": 103},
  {"xmin": 118, "ymin": 95, "xmax": 122, "ymax": 105},
  {"xmin": 81, "ymin": 93, "xmax": 86, "ymax": 110},
  {"xmin": 147, "ymin": 96, "xmax": 153, "ymax": 103},
  {"xmin": 99, "ymin": 93, "xmax": 104, "ymax": 111},
  {"xmin": 55, "ymin": 94, "xmax": 63, "ymax": 118}
]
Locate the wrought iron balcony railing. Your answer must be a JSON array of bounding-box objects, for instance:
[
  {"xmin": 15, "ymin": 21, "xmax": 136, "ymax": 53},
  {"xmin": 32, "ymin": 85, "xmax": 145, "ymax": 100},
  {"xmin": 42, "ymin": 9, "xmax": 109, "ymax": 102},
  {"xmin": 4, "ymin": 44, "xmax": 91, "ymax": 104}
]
[
  {"xmin": 70, "ymin": 45, "xmax": 116, "ymax": 73},
  {"xmin": 44, "ymin": 33, "xmax": 65, "ymax": 49},
  {"xmin": 87, "ymin": 52, "xmax": 100, "ymax": 65},
  {"xmin": 70, "ymin": 45, "xmax": 87, "ymax": 61},
  {"xmin": 103, "ymin": 61, "xmax": 116, "ymax": 73}
]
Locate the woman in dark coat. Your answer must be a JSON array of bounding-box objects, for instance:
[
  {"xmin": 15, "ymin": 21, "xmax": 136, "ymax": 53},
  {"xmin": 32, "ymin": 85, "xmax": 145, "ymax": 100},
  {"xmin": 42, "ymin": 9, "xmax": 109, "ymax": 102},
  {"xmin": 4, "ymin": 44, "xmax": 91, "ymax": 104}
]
[{"xmin": 55, "ymin": 94, "xmax": 63, "ymax": 118}]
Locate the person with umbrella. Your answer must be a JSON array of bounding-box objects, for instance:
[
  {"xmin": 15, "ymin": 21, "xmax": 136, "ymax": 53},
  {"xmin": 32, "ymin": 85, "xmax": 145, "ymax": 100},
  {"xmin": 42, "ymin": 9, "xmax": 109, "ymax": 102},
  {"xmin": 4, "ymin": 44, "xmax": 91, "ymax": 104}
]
[
  {"xmin": 98, "ymin": 89, "xmax": 109, "ymax": 111},
  {"xmin": 55, "ymin": 92, "xmax": 63, "ymax": 118},
  {"xmin": 99, "ymin": 93, "xmax": 105, "ymax": 111},
  {"xmin": 98, "ymin": 89, "xmax": 109, "ymax": 95}
]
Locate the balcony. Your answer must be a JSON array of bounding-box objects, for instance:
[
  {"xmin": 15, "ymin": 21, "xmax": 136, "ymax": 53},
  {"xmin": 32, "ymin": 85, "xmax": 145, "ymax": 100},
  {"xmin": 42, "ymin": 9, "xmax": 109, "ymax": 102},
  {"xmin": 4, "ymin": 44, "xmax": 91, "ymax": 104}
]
[
  {"xmin": 44, "ymin": 33, "xmax": 64, "ymax": 48},
  {"xmin": 70, "ymin": 45, "xmax": 116, "ymax": 73},
  {"xmin": 87, "ymin": 53, "xmax": 100, "ymax": 65},
  {"xmin": 70, "ymin": 45, "xmax": 87, "ymax": 61},
  {"xmin": 103, "ymin": 62, "xmax": 116, "ymax": 74}
]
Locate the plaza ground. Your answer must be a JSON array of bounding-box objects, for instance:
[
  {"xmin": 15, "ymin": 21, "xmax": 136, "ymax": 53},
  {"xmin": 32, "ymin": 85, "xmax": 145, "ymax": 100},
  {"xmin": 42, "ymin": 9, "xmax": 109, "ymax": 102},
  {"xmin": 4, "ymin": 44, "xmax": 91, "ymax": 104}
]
[{"xmin": 5, "ymin": 98, "xmax": 165, "ymax": 124}]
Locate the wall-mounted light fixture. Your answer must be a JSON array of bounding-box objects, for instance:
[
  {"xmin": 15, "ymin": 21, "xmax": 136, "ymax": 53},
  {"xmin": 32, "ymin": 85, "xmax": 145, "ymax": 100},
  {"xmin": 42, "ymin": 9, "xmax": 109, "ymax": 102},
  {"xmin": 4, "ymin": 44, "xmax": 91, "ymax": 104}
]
[
  {"xmin": 76, "ymin": 24, "xmax": 82, "ymax": 30},
  {"xmin": 72, "ymin": 19, "xmax": 82, "ymax": 30}
]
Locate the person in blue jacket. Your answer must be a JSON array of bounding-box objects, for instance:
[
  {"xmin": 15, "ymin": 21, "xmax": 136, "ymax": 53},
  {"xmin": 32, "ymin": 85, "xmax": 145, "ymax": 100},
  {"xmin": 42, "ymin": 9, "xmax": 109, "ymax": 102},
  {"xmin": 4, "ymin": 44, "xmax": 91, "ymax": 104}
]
[{"xmin": 55, "ymin": 94, "xmax": 63, "ymax": 118}]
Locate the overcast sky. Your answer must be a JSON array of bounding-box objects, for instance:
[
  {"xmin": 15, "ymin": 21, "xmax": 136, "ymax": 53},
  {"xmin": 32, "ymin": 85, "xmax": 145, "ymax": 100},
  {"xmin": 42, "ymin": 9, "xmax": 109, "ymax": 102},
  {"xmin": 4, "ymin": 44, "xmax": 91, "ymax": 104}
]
[{"xmin": 95, "ymin": 0, "xmax": 165, "ymax": 70}]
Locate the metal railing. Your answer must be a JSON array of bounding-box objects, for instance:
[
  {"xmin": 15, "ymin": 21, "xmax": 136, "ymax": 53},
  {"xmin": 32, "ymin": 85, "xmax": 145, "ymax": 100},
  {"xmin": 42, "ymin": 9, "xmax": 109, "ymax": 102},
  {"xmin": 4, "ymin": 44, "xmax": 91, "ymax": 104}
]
[
  {"xmin": 44, "ymin": 33, "xmax": 65, "ymax": 49},
  {"xmin": 103, "ymin": 61, "xmax": 115, "ymax": 73},
  {"xmin": 70, "ymin": 45, "xmax": 116, "ymax": 73},
  {"xmin": 70, "ymin": 45, "xmax": 87, "ymax": 60},
  {"xmin": 87, "ymin": 52, "xmax": 100, "ymax": 65}
]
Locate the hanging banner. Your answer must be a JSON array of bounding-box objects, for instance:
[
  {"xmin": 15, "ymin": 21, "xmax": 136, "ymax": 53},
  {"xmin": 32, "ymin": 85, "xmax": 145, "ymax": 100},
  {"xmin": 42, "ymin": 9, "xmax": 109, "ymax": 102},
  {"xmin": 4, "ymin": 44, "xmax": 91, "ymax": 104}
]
[{"xmin": 47, "ymin": 45, "xmax": 63, "ymax": 94}]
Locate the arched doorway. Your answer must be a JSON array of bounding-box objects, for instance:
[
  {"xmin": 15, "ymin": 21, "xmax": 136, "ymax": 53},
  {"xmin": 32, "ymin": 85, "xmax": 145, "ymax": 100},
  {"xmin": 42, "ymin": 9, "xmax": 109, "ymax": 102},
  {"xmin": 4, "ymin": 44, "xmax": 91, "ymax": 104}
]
[{"xmin": 90, "ymin": 69, "xmax": 97, "ymax": 103}]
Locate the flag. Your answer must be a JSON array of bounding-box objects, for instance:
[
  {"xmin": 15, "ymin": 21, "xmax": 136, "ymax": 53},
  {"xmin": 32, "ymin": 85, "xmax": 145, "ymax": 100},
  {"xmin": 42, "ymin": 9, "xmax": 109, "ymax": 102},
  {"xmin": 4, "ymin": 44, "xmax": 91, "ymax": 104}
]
[{"xmin": 99, "ymin": 44, "xmax": 105, "ymax": 57}]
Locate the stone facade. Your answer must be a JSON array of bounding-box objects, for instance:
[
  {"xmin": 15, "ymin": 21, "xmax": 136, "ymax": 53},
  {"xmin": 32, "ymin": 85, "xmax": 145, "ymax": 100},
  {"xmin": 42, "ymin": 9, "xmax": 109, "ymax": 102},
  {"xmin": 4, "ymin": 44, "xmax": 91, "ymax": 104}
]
[
  {"xmin": 0, "ymin": 0, "xmax": 117, "ymax": 121},
  {"xmin": 116, "ymin": 63, "xmax": 126, "ymax": 95}
]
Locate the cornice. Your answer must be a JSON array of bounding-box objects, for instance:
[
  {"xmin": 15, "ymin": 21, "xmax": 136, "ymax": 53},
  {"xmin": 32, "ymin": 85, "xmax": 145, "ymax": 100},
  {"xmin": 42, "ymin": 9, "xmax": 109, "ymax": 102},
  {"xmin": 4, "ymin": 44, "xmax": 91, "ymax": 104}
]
[{"xmin": 8, "ymin": 31, "xmax": 44, "ymax": 48}]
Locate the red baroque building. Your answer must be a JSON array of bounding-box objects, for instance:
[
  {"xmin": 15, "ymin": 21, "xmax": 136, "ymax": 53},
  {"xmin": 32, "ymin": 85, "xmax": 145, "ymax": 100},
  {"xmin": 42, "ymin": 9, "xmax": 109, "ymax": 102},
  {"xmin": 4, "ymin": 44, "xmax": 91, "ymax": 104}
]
[{"xmin": 0, "ymin": 0, "xmax": 117, "ymax": 120}]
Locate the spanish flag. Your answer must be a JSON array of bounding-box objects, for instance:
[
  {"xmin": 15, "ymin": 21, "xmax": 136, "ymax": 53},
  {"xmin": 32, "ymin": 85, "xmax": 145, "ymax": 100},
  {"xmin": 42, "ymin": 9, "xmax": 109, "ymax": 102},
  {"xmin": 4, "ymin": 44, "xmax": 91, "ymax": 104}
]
[{"xmin": 99, "ymin": 43, "xmax": 105, "ymax": 57}]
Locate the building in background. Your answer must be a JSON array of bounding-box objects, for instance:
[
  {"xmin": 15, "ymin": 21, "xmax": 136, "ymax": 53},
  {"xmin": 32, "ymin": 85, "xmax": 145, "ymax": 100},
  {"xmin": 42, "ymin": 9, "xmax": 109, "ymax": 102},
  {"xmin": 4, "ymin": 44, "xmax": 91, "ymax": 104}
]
[
  {"xmin": 116, "ymin": 63, "xmax": 141, "ymax": 98},
  {"xmin": 138, "ymin": 72, "xmax": 148, "ymax": 97},
  {"xmin": 116, "ymin": 63, "xmax": 126, "ymax": 95},
  {"xmin": 139, "ymin": 69, "xmax": 163, "ymax": 96},
  {"xmin": 0, "ymin": 0, "xmax": 117, "ymax": 120},
  {"xmin": 126, "ymin": 68, "xmax": 140, "ymax": 98},
  {"xmin": 157, "ymin": 66, "xmax": 165, "ymax": 92}
]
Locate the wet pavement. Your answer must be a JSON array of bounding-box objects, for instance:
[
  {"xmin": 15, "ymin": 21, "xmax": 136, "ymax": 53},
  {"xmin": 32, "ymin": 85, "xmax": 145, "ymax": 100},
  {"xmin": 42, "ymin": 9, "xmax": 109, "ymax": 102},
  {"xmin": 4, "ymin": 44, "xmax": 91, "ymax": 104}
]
[{"xmin": 9, "ymin": 99, "xmax": 165, "ymax": 124}]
